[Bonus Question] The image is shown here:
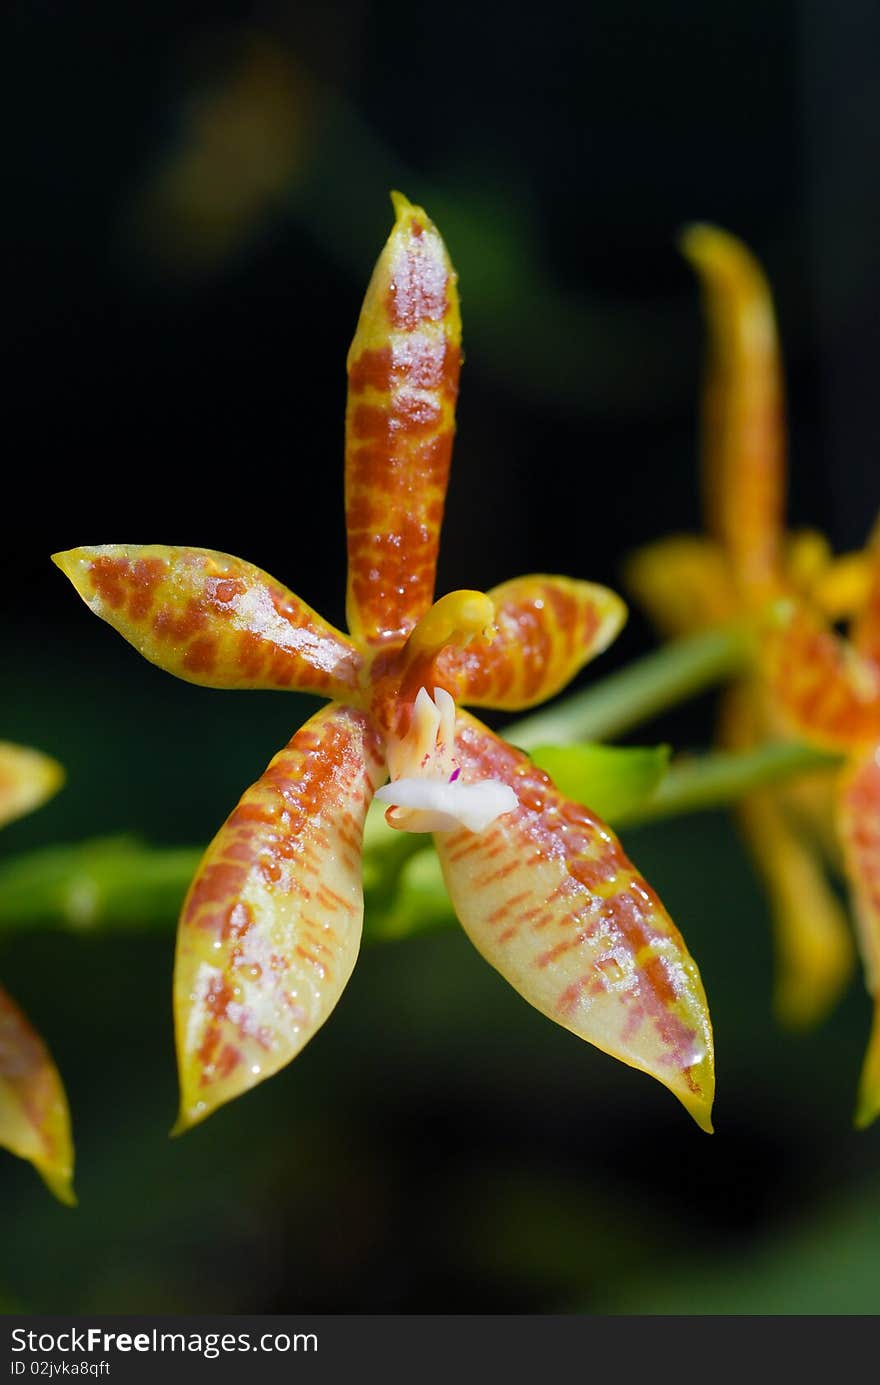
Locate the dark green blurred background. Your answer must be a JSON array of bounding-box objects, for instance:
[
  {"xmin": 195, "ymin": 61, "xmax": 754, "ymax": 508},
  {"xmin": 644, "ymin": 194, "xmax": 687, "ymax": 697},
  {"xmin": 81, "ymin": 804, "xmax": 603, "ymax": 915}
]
[{"xmin": 3, "ymin": 0, "xmax": 880, "ymax": 1313}]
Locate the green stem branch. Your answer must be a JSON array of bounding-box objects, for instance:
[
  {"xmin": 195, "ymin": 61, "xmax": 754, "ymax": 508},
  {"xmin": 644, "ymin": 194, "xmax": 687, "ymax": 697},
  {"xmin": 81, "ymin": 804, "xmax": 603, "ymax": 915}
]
[
  {"xmin": 616, "ymin": 740, "xmax": 841, "ymax": 828},
  {"xmin": 508, "ymin": 625, "xmax": 748, "ymax": 747},
  {"xmin": 0, "ymin": 738, "xmax": 840, "ymax": 940}
]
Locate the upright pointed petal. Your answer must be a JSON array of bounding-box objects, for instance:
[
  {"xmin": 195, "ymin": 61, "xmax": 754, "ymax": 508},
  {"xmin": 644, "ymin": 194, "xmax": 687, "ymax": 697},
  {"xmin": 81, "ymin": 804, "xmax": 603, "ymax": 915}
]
[
  {"xmin": 174, "ymin": 703, "xmax": 384, "ymax": 1129},
  {"xmin": 53, "ymin": 545, "xmax": 362, "ymax": 697},
  {"xmin": 623, "ymin": 536, "xmax": 738, "ymax": 638},
  {"xmin": 434, "ymin": 713, "xmax": 714, "ymax": 1130},
  {"xmin": 682, "ymin": 225, "xmax": 785, "ymax": 598},
  {"xmin": 345, "ymin": 192, "xmax": 462, "ymax": 649},
  {"xmin": 435, "ymin": 575, "xmax": 626, "ymax": 711},
  {"xmin": 0, "ymin": 985, "xmax": 75, "ymax": 1204},
  {"xmin": 838, "ymin": 746, "xmax": 880, "ymax": 1127},
  {"xmin": 0, "ymin": 743, "xmax": 64, "ymax": 830},
  {"xmin": 761, "ymin": 600, "xmax": 880, "ymax": 750}
]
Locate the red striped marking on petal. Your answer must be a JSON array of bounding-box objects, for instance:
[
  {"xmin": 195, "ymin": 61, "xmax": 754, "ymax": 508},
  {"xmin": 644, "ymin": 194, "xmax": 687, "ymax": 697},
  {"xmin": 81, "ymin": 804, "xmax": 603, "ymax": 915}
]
[{"xmin": 434, "ymin": 713, "xmax": 715, "ymax": 1131}]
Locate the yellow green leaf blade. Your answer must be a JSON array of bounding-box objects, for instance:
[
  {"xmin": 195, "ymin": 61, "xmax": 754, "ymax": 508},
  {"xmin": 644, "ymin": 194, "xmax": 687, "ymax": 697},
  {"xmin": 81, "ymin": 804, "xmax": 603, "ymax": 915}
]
[
  {"xmin": 528, "ymin": 742, "xmax": 669, "ymax": 823},
  {"xmin": 435, "ymin": 713, "xmax": 714, "ymax": 1131},
  {"xmin": 173, "ymin": 703, "xmax": 384, "ymax": 1132},
  {"xmin": 0, "ymin": 984, "xmax": 75, "ymax": 1205},
  {"xmin": 52, "ymin": 544, "xmax": 362, "ymax": 698},
  {"xmin": 438, "ymin": 574, "xmax": 626, "ymax": 712},
  {"xmin": 0, "ymin": 743, "xmax": 64, "ymax": 830}
]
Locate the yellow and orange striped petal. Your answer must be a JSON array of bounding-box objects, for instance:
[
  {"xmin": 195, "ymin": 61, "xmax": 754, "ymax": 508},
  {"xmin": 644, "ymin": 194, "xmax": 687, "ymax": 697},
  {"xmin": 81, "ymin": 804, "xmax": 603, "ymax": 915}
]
[
  {"xmin": 838, "ymin": 745, "xmax": 880, "ymax": 1127},
  {"xmin": 761, "ymin": 600, "xmax": 880, "ymax": 751},
  {"xmin": 623, "ymin": 535, "xmax": 738, "ymax": 638},
  {"xmin": 53, "ymin": 545, "xmax": 362, "ymax": 698},
  {"xmin": 173, "ymin": 703, "xmax": 384, "ymax": 1129},
  {"xmin": 681, "ymin": 224, "xmax": 785, "ymax": 600},
  {"xmin": 345, "ymin": 192, "xmax": 462, "ymax": 650},
  {"xmin": 0, "ymin": 984, "xmax": 75, "ymax": 1204},
  {"xmin": 0, "ymin": 743, "xmax": 64, "ymax": 830},
  {"xmin": 435, "ymin": 575, "xmax": 626, "ymax": 711},
  {"xmin": 434, "ymin": 713, "xmax": 714, "ymax": 1130}
]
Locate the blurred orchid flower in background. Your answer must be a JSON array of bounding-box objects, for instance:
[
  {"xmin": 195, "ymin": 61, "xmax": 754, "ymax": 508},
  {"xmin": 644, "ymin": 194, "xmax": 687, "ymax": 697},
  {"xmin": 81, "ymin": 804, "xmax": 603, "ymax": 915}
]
[
  {"xmin": 626, "ymin": 224, "xmax": 880, "ymax": 1123},
  {"xmin": 762, "ymin": 552, "xmax": 880, "ymax": 1126},
  {"xmin": 0, "ymin": 742, "xmax": 74, "ymax": 1204},
  {"xmin": 55, "ymin": 193, "xmax": 714, "ymax": 1136}
]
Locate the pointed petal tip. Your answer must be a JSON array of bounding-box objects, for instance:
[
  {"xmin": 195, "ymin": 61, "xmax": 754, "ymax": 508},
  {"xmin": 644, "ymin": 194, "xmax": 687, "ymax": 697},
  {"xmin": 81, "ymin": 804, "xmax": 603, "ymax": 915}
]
[
  {"xmin": 38, "ymin": 1163, "xmax": 77, "ymax": 1207},
  {"xmin": 853, "ymin": 1099, "xmax": 879, "ymax": 1132},
  {"xmin": 389, "ymin": 188, "xmax": 434, "ymax": 234},
  {"xmin": 170, "ymin": 1083, "xmax": 227, "ymax": 1137},
  {"xmin": 390, "ymin": 188, "xmax": 414, "ymax": 219},
  {"xmin": 676, "ymin": 1086, "xmax": 715, "ymax": 1134},
  {"xmin": 678, "ymin": 221, "xmax": 747, "ymax": 270},
  {"xmin": 677, "ymin": 221, "xmax": 723, "ymax": 261},
  {"xmin": 0, "ymin": 742, "xmax": 65, "ymax": 827},
  {"xmin": 51, "ymin": 548, "xmax": 85, "ymax": 578},
  {"xmin": 50, "ymin": 548, "xmax": 89, "ymax": 595},
  {"xmin": 169, "ymin": 1106, "xmax": 203, "ymax": 1139},
  {"xmin": 853, "ymin": 1014, "xmax": 880, "ymax": 1131}
]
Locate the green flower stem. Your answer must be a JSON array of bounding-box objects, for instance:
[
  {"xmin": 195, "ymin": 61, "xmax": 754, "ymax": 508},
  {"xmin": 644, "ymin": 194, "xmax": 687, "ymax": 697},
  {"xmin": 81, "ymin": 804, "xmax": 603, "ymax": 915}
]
[
  {"xmin": 0, "ymin": 737, "xmax": 840, "ymax": 941},
  {"xmin": 615, "ymin": 740, "xmax": 842, "ymax": 828},
  {"xmin": 0, "ymin": 839, "xmax": 202, "ymax": 935},
  {"xmin": 508, "ymin": 625, "xmax": 749, "ymax": 748}
]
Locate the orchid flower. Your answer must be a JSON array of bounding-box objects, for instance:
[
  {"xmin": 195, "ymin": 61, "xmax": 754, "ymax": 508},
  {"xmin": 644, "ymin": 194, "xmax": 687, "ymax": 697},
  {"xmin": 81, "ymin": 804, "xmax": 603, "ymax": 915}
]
[
  {"xmin": 55, "ymin": 193, "xmax": 714, "ymax": 1134},
  {"xmin": 761, "ymin": 553, "xmax": 880, "ymax": 1126},
  {"xmin": 626, "ymin": 226, "xmax": 871, "ymax": 1029},
  {"xmin": 0, "ymin": 742, "xmax": 75, "ymax": 1204}
]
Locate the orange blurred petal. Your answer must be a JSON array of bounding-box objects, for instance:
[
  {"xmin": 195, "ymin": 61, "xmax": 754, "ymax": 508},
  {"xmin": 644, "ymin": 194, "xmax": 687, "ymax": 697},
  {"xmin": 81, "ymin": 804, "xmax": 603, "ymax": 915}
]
[
  {"xmin": 0, "ymin": 743, "xmax": 64, "ymax": 830},
  {"xmin": 53, "ymin": 545, "xmax": 362, "ymax": 698},
  {"xmin": 718, "ymin": 682, "xmax": 853, "ymax": 1027},
  {"xmin": 814, "ymin": 551, "xmax": 873, "ymax": 624},
  {"xmin": 0, "ymin": 984, "xmax": 75, "ymax": 1204},
  {"xmin": 738, "ymin": 789, "xmax": 853, "ymax": 1029},
  {"xmin": 434, "ymin": 713, "xmax": 714, "ymax": 1130},
  {"xmin": 173, "ymin": 703, "xmax": 384, "ymax": 1129},
  {"xmin": 681, "ymin": 225, "xmax": 785, "ymax": 599},
  {"xmin": 761, "ymin": 600, "xmax": 880, "ymax": 750},
  {"xmin": 436, "ymin": 575, "xmax": 626, "ymax": 711},
  {"xmin": 624, "ymin": 535, "xmax": 738, "ymax": 638},
  {"xmin": 838, "ymin": 746, "xmax": 880, "ymax": 1127},
  {"xmin": 344, "ymin": 192, "xmax": 462, "ymax": 650},
  {"xmin": 851, "ymin": 532, "xmax": 880, "ymax": 668}
]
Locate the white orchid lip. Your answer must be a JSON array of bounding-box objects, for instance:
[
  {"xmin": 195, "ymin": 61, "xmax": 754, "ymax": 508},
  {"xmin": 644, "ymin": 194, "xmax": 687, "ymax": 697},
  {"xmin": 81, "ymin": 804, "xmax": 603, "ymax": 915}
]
[{"xmin": 377, "ymin": 685, "xmax": 517, "ymax": 835}]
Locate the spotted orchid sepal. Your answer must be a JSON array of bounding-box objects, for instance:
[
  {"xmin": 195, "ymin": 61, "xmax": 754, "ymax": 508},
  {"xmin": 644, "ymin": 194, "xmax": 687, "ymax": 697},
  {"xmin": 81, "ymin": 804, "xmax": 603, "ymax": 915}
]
[
  {"xmin": 56, "ymin": 192, "xmax": 714, "ymax": 1135},
  {"xmin": 0, "ymin": 741, "xmax": 75, "ymax": 1205},
  {"xmin": 0, "ymin": 986, "xmax": 76, "ymax": 1206}
]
